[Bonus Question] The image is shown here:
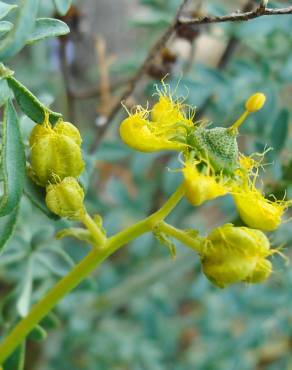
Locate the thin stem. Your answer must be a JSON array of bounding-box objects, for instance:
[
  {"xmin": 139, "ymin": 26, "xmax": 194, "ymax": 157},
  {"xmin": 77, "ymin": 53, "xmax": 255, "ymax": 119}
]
[
  {"xmin": 229, "ymin": 110, "xmax": 249, "ymax": 133},
  {"xmin": 159, "ymin": 221, "xmax": 203, "ymax": 252},
  {"xmin": 81, "ymin": 213, "xmax": 106, "ymax": 246},
  {"xmin": 0, "ymin": 183, "xmax": 186, "ymax": 364}
]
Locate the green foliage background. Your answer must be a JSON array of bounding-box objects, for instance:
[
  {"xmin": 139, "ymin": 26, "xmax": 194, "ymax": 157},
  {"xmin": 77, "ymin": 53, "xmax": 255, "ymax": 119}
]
[{"xmin": 0, "ymin": 0, "xmax": 292, "ymax": 369}]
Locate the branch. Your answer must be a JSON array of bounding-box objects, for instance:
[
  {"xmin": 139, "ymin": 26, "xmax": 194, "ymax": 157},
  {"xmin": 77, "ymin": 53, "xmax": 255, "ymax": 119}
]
[{"xmin": 178, "ymin": 6, "xmax": 292, "ymax": 26}]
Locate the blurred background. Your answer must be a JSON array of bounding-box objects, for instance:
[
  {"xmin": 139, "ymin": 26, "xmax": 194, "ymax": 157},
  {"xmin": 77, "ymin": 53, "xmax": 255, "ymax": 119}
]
[{"xmin": 1, "ymin": 0, "xmax": 292, "ymax": 369}]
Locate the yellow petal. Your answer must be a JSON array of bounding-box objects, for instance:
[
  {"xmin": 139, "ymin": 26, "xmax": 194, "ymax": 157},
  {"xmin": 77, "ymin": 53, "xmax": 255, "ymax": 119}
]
[
  {"xmin": 183, "ymin": 165, "xmax": 228, "ymax": 206},
  {"xmin": 119, "ymin": 113, "xmax": 184, "ymax": 152},
  {"xmin": 233, "ymin": 189, "xmax": 287, "ymax": 231}
]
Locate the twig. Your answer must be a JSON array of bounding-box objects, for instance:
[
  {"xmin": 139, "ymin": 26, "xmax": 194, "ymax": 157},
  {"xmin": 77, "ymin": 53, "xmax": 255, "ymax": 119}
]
[
  {"xmin": 178, "ymin": 6, "xmax": 292, "ymax": 26},
  {"xmin": 59, "ymin": 39, "xmax": 76, "ymax": 123},
  {"xmin": 89, "ymin": 0, "xmax": 190, "ymax": 152}
]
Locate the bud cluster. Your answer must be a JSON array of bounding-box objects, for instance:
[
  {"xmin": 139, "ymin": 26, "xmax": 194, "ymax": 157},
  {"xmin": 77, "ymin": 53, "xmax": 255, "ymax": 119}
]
[{"xmin": 29, "ymin": 114, "xmax": 85, "ymax": 220}]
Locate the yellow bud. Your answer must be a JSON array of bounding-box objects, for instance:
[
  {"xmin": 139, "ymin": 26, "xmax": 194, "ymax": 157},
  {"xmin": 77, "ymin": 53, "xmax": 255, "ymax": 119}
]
[
  {"xmin": 183, "ymin": 165, "xmax": 228, "ymax": 206},
  {"xmin": 245, "ymin": 92, "xmax": 266, "ymax": 113},
  {"xmin": 29, "ymin": 123, "xmax": 84, "ymax": 186},
  {"xmin": 245, "ymin": 259, "xmax": 272, "ymax": 283},
  {"xmin": 46, "ymin": 177, "xmax": 85, "ymax": 220},
  {"xmin": 54, "ymin": 120, "xmax": 82, "ymax": 146},
  {"xmin": 201, "ymin": 224, "xmax": 272, "ymax": 288},
  {"xmin": 233, "ymin": 189, "xmax": 289, "ymax": 231}
]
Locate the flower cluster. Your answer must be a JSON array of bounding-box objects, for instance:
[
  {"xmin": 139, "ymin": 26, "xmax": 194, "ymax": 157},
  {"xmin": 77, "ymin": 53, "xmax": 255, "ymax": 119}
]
[
  {"xmin": 29, "ymin": 113, "xmax": 85, "ymax": 220},
  {"xmin": 119, "ymin": 83, "xmax": 291, "ymax": 287}
]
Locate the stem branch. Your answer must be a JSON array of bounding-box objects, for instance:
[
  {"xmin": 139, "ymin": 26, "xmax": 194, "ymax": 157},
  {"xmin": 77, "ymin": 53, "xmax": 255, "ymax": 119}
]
[{"xmin": 0, "ymin": 183, "xmax": 185, "ymax": 364}]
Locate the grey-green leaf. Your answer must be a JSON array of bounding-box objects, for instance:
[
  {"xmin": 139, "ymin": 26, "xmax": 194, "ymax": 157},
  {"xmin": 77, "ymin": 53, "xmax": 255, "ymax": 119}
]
[
  {"xmin": 0, "ymin": 21, "xmax": 13, "ymax": 37},
  {"xmin": 16, "ymin": 259, "xmax": 33, "ymax": 317},
  {"xmin": 7, "ymin": 76, "xmax": 62, "ymax": 124},
  {"xmin": 0, "ymin": 206, "xmax": 19, "ymax": 255},
  {"xmin": 271, "ymin": 109, "xmax": 289, "ymax": 152},
  {"xmin": 0, "ymin": 100, "xmax": 25, "ymax": 216},
  {"xmin": 0, "ymin": 78, "xmax": 12, "ymax": 107},
  {"xmin": 54, "ymin": 0, "xmax": 72, "ymax": 15},
  {"xmin": 0, "ymin": 1, "xmax": 18, "ymax": 20},
  {"xmin": 26, "ymin": 18, "xmax": 70, "ymax": 44},
  {"xmin": 0, "ymin": 0, "xmax": 39, "ymax": 60}
]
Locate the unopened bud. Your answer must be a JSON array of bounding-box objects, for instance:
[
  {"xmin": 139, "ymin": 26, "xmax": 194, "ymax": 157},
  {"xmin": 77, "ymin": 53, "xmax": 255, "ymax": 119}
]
[
  {"xmin": 46, "ymin": 177, "xmax": 85, "ymax": 220},
  {"xmin": 201, "ymin": 224, "xmax": 272, "ymax": 288},
  {"xmin": 245, "ymin": 93, "xmax": 266, "ymax": 113},
  {"xmin": 29, "ymin": 121, "xmax": 84, "ymax": 186}
]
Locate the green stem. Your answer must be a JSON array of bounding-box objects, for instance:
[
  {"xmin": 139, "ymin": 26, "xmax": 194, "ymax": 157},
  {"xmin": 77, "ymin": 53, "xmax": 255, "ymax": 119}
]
[
  {"xmin": 0, "ymin": 183, "xmax": 186, "ymax": 364},
  {"xmin": 159, "ymin": 221, "xmax": 203, "ymax": 252},
  {"xmin": 81, "ymin": 213, "xmax": 106, "ymax": 246}
]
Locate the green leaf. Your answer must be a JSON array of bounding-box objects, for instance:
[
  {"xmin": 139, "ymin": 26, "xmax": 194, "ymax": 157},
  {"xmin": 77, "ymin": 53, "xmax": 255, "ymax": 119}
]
[
  {"xmin": 0, "ymin": 21, "xmax": 13, "ymax": 37},
  {"xmin": 24, "ymin": 175, "xmax": 60, "ymax": 220},
  {"xmin": 26, "ymin": 18, "xmax": 70, "ymax": 44},
  {"xmin": 0, "ymin": 100, "xmax": 25, "ymax": 216},
  {"xmin": 16, "ymin": 258, "xmax": 33, "ymax": 317},
  {"xmin": 0, "ymin": 78, "xmax": 12, "ymax": 107},
  {"xmin": 54, "ymin": 0, "xmax": 72, "ymax": 15},
  {"xmin": 0, "ymin": 1, "xmax": 17, "ymax": 20},
  {"xmin": 7, "ymin": 76, "xmax": 62, "ymax": 124},
  {"xmin": 56, "ymin": 227, "xmax": 95, "ymax": 244},
  {"xmin": 271, "ymin": 109, "xmax": 289, "ymax": 153},
  {"xmin": 0, "ymin": 206, "xmax": 19, "ymax": 255},
  {"xmin": 27, "ymin": 324, "xmax": 47, "ymax": 341},
  {"xmin": 153, "ymin": 227, "xmax": 176, "ymax": 259},
  {"xmin": 0, "ymin": 0, "xmax": 39, "ymax": 60},
  {"xmin": 40, "ymin": 311, "xmax": 60, "ymax": 330},
  {"xmin": 2, "ymin": 341, "xmax": 25, "ymax": 370}
]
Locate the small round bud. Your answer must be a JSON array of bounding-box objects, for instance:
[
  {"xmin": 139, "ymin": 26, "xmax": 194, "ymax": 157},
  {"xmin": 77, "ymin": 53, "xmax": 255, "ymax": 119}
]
[
  {"xmin": 29, "ymin": 122, "xmax": 84, "ymax": 186},
  {"xmin": 200, "ymin": 224, "xmax": 272, "ymax": 288},
  {"xmin": 54, "ymin": 121, "xmax": 82, "ymax": 146},
  {"xmin": 245, "ymin": 93, "xmax": 266, "ymax": 113},
  {"xmin": 46, "ymin": 177, "xmax": 85, "ymax": 220}
]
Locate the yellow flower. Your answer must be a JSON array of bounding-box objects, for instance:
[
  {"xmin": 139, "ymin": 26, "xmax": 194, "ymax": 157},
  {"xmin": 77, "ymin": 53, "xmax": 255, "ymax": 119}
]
[
  {"xmin": 200, "ymin": 224, "xmax": 273, "ymax": 288},
  {"xmin": 120, "ymin": 82, "xmax": 193, "ymax": 153},
  {"xmin": 120, "ymin": 108, "xmax": 187, "ymax": 152},
  {"xmin": 46, "ymin": 177, "xmax": 85, "ymax": 220},
  {"xmin": 183, "ymin": 162, "xmax": 228, "ymax": 206},
  {"xmin": 233, "ymin": 187, "xmax": 290, "ymax": 231}
]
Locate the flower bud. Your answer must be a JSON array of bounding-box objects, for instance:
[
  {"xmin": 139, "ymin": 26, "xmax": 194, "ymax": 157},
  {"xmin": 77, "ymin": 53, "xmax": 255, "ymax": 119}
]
[
  {"xmin": 183, "ymin": 164, "xmax": 228, "ymax": 206},
  {"xmin": 29, "ymin": 122, "xmax": 84, "ymax": 186},
  {"xmin": 46, "ymin": 177, "xmax": 85, "ymax": 220},
  {"xmin": 200, "ymin": 224, "xmax": 272, "ymax": 288},
  {"xmin": 54, "ymin": 120, "xmax": 82, "ymax": 146},
  {"xmin": 245, "ymin": 93, "xmax": 266, "ymax": 113}
]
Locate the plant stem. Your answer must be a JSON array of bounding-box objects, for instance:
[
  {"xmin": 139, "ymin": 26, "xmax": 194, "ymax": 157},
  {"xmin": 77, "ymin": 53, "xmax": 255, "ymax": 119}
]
[
  {"xmin": 0, "ymin": 183, "xmax": 186, "ymax": 364},
  {"xmin": 159, "ymin": 221, "xmax": 203, "ymax": 252},
  {"xmin": 81, "ymin": 213, "xmax": 106, "ymax": 246}
]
